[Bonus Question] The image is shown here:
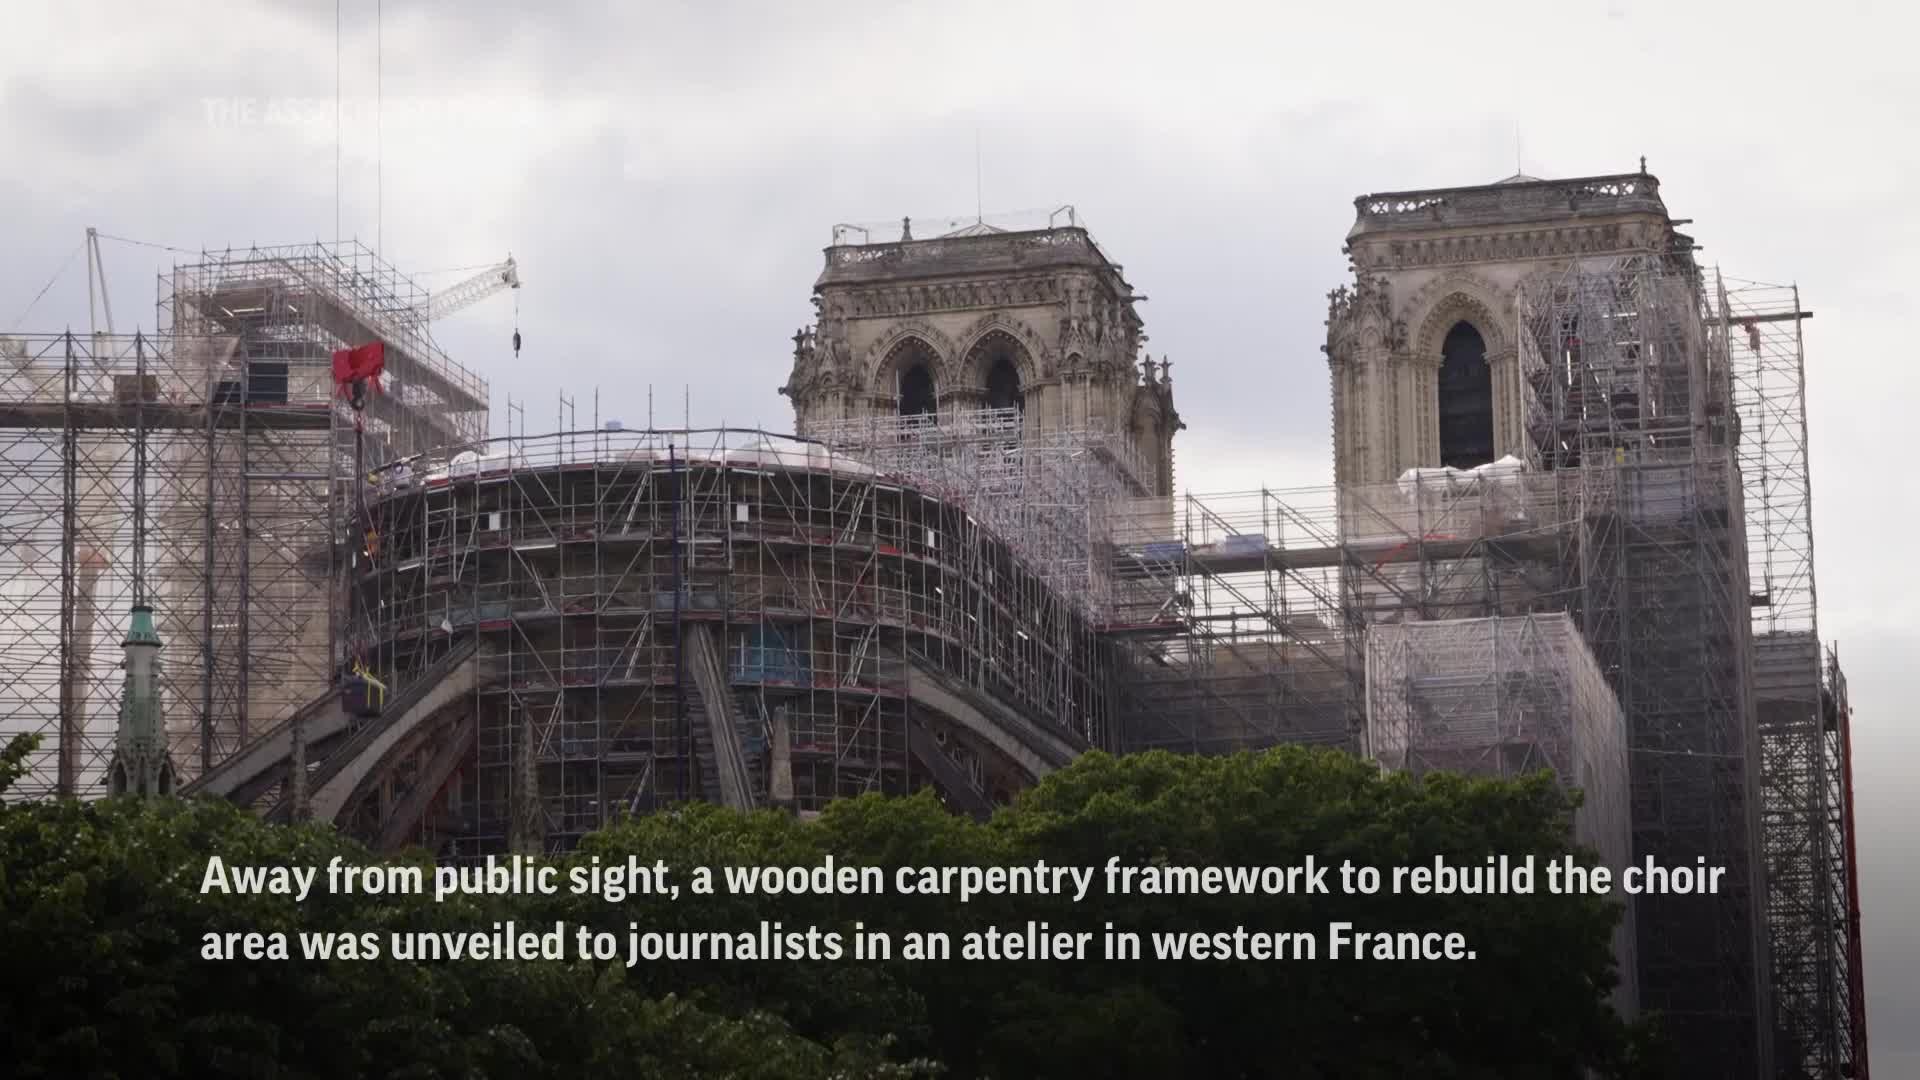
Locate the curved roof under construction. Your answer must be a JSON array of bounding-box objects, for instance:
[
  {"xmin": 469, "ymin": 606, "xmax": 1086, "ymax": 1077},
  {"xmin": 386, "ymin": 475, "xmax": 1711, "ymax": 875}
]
[{"xmin": 369, "ymin": 428, "xmax": 886, "ymax": 490}]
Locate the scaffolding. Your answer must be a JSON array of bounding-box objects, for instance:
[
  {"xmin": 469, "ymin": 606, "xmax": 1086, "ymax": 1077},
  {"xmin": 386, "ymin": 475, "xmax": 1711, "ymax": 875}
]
[
  {"xmin": 1724, "ymin": 276, "xmax": 1864, "ymax": 1078},
  {"xmin": 810, "ymin": 407, "xmax": 1157, "ymax": 624},
  {"xmin": 1107, "ymin": 486, "xmax": 1352, "ymax": 752},
  {"xmin": 0, "ymin": 330, "xmax": 339, "ymax": 794},
  {"xmin": 1115, "ymin": 253, "xmax": 1784, "ymax": 1073},
  {"xmin": 1107, "ymin": 466, "xmax": 1580, "ymax": 755},
  {"xmin": 1365, "ymin": 612, "xmax": 1635, "ymax": 1015},
  {"xmin": 356, "ymin": 426, "xmax": 1116, "ymax": 855},
  {"xmin": 0, "ymin": 241, "xmax": 488, "ymax": 799},
  {"xmin": 160, "ymin": 241, "xmax": 489, "ymax": 459},
  {"xmin": 1828, "ymin": 645, "xmax": 1867, "ymax": 1079},
  {"xmin": 1520, "ymin": 255, "xmax": 1769, "ymax": 1076}
]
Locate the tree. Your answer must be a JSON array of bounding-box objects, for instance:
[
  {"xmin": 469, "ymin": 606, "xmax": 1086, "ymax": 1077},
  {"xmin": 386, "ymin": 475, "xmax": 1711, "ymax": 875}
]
[
  {"xmin": 974, "ymin": 747, "xmax": 1640, "ymax": 1078},
  {"xmin": 549, "ymin": 746, "xmax": 1642, "ymax": 1078},
  {"xmin": 0, "ymin": 746, "xmax": 1642, "ymax": 1078},
  {"xmin": 0, "ymin": 731, "xmax": 38, "ymax": 803},
  {"xmin": 0, "ymin": 795, "xmax": 928, "ymax": 1080}
]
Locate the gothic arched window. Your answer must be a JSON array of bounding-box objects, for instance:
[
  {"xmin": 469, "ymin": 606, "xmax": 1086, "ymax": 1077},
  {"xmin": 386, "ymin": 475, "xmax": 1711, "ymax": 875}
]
[
  {"xmin": 985, "ymin": 354, "xmax": 1023, "ymax": 411},
  {"xmin": 1437, "ymin": 320, "xmax": 1494, "ymax": 469},
  {"xmin": 899, "ymin": 362, "xmax": 937, "ymax": 417},
  {"xmin": 965, "ymin": 329, "xmax": 1031, "ymax": 415}
]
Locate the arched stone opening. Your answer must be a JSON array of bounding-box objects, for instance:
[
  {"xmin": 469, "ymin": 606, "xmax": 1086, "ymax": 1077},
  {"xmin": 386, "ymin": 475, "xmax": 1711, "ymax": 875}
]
[
  {"xmin": 966, "ymin": 330, "xmax": 1032, "ymax": 413},
  {"xmin": 1126, "ymin": 393, "xmax": 1173, "ymax": 497},
  {"xmin": 1438, "ymin": 320, "xmax": 1494, "ymax": 468},
  {"xmin": 985, "ymin": 355, "xmax": 1023, "ymax": 411},
  {"xmin": 885, "ymin": 337, "xmax": 941, "ymax": 418},
  {"xmin": 900, "ymin": 362, "xmax": 937, "ymax": 417}
]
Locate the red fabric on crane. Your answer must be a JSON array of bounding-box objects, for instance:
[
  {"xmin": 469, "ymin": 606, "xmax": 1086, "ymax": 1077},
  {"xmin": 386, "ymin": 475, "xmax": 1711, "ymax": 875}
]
[{"xmin": 331, "ymin": 341, "xmax": 387, "ymax": 397}]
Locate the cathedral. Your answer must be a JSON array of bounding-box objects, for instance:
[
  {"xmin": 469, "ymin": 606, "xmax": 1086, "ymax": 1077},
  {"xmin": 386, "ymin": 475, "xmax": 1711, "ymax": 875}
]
[
  {"xmin": 1324, "ymin": 161, "xmax": 1684, "ymax": 483},
  {"xmin": 780, "ymin": 214, "xmax": 1181, "ymax": 497},
  {"xmin": 771, "ymin": 168, "xmax": 1854, "ymax": 1078}
]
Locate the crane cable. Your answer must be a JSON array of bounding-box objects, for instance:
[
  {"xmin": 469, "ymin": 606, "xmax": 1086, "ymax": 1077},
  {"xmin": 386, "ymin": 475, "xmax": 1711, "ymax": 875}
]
[
  {"xmin": 348, "ymin": 379, "xmax": 374, "ymax": 684},
  {"xmin": 6, "ymin": 240, "xmax": 83, "ymax": 333}
]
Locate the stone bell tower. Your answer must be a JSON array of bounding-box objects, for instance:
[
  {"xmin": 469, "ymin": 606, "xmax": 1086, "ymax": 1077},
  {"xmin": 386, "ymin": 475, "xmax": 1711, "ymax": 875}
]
[
  {"xmin": 1324, "ymin": 164, "xmax": 1686, "ymax": 485},
  {"xmin": 781, "ymin": 212, "xmax": 1181, "ymax": 496}
]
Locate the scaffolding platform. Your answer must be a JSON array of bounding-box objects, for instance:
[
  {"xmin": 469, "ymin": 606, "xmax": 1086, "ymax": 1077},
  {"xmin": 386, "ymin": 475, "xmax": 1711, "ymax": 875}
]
[
  {"xmin": 352, "ymin": 425, "xmax": 1116, "ymax": 854},
  {"xmin": 1365, "ymin": 611, "xmax": 1635, "ymax": 1015},
  {"xmin": 0, "ymin": 240, "xmax": 490, "ymax": 801}
]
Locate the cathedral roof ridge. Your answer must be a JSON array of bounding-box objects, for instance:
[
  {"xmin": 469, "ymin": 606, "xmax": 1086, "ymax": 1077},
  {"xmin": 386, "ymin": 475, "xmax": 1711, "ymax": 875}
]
[
  {"xmin": 814, "ymin": 221, "xmax": 1128, "ymax": 290},
  {"xmin": 1347, "ymin": 169, "xmax": 1670, "ymax": 238}
]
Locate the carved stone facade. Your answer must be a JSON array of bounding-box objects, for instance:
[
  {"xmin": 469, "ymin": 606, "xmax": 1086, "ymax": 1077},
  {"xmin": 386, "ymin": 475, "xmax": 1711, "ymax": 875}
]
[
  {"xmin": 1324, "ymin": 168, "xmax": 1686, "ymax": 485},
  {"xmin": 782, "ymin": 220, "xmax": 1181, "ymax": 496}
]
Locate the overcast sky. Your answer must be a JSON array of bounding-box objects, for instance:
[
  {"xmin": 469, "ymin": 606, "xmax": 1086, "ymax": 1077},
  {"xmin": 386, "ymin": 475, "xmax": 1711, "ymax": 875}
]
[{"xmin": 3, "ymin": 0, "xmax": 1914, "ymax": 1067}]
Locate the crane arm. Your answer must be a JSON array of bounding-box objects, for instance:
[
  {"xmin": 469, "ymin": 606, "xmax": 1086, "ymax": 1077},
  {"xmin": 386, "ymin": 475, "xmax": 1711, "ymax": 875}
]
[{"xmin": 419, "ymin": 257, "xmax": 519, "ymax": 323}]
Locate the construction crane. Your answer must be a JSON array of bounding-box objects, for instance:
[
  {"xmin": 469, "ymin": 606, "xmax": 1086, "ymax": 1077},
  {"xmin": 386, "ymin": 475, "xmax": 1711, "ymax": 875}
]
[
  {"xmin": 407, "ymin": 256, "xmax": 519, "ymax": 325},
  {"xmin": 400, "ymin": 255, "xmax": 521, "ymax": 357}
]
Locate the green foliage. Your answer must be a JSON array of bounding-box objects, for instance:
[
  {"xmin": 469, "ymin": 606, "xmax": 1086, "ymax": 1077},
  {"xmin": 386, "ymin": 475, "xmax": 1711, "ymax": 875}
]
[
  {"xmin": 982, "ymin": 748, "xmax": 1635, "ymax": 1078},
  {"xmin": 0, "ymin": 796, "xmax": 924, "ymax": 1080},
  {"xmin": 0, "ymin": 730, "xmax": 39, "ymax": 802},
  {"xmin": 0, "ymin": 746, "xmax": 1644, "ymax": 1078}
]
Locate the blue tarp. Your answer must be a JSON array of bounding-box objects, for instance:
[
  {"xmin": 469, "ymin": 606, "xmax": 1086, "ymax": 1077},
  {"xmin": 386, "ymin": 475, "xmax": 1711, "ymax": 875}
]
[{"xmin": 1218, "ymin": 534, "xmax": 1265, "ymax": 556}]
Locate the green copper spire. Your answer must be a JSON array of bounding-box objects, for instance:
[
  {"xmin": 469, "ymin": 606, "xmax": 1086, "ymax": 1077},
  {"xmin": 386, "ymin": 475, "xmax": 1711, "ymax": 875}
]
[
  {"xmin": 123, "ymin": 603, "xmax": 161, "ymax": 648},
  {"xmin": 109, "ymin": 603, "xmax": 175, "ymax": 797}
]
